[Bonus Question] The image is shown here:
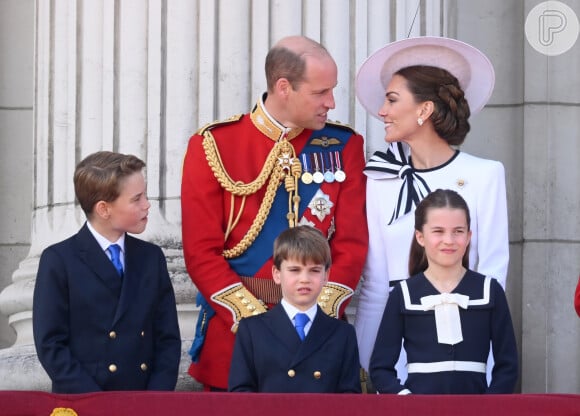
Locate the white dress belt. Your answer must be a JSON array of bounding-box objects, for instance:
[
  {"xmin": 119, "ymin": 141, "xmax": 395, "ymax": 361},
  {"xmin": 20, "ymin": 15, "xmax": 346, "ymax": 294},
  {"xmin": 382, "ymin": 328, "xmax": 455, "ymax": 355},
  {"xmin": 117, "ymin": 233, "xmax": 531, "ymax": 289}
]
[{"xmin": 407, "ymin": 360, "xmax": 486, "ymax": 374}]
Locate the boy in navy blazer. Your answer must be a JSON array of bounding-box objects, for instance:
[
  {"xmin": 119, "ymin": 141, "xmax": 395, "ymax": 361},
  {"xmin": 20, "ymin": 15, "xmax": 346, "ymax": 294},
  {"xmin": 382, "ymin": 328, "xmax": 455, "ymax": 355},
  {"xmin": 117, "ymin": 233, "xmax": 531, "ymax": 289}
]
[
  {"xmin": 228, "ymin": 226, "xmax": 361, "ymax": 393},
  {"xmin": 33, "ymin": 151, "xmax": 181, "ymax": 393}
]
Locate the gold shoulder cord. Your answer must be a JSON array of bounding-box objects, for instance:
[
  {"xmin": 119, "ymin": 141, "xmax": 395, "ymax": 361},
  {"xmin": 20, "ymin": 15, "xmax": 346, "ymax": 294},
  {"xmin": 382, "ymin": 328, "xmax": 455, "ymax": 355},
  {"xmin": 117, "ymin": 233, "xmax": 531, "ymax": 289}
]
[{"xmin": 202, "ymin": 131, "xmax": 302, "ymax": 258}]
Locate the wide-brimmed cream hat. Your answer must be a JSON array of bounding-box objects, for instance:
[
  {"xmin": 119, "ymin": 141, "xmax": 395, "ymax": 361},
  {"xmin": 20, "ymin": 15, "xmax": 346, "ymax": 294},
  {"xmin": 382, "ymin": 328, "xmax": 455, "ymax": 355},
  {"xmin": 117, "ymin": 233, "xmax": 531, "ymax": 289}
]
[{"xmin": 355, "ymin": 36, "xmax": 495, "ymax": 120}]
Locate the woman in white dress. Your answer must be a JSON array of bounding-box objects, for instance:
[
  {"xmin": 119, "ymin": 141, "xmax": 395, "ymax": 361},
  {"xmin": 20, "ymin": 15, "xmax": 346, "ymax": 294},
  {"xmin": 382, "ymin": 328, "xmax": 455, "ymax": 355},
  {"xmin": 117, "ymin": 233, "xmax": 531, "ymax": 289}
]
[{"xmin": 353, "ymin": 37, "xmax": 509, "ymax": 378}]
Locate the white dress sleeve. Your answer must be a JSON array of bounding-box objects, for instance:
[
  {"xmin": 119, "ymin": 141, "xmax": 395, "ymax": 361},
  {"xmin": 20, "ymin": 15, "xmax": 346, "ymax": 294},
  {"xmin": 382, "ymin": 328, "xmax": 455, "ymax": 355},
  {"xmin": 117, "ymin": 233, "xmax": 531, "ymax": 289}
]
[
  {"xmin": 354, "ymin": 178, "xmax": 391, "ymax": 371},
  {"xmin": 473, "ymin": 160, "xmax": 509, "ymax": 289}
]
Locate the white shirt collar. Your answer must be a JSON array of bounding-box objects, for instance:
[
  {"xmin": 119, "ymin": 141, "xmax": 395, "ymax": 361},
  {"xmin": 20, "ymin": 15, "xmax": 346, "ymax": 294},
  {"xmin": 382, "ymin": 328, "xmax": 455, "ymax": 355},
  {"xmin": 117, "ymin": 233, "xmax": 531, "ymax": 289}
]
[
  {"xmin": 280, "ymin": 298, "xmax": 318, "ymax": 323},
  {"xmin": 86, "ymin": 221, "xmax": 126, "ymax": 253}
]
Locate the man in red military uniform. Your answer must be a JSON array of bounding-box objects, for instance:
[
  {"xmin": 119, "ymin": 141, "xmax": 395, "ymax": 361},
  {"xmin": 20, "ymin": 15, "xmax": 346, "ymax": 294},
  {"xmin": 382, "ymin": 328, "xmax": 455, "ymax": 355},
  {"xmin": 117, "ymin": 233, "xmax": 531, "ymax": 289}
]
[{"xmin": 181, "ymin": 35, "xmax": 368, "ymax": 390}]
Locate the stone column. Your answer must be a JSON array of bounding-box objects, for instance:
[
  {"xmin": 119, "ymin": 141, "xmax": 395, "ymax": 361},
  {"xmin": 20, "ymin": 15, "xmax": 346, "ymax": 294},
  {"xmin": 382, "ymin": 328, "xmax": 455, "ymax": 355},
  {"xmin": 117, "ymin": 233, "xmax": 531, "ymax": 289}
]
[
  {"xmin": 0, "ymin": 0, "xmax": 199, "ymax": 391},
  {"xmin": 0, "ymin": 0, "xmax": 444, "ymax": 391},
  {"xmin": 519, "ymin": 1, "xmax": 580, "ymax": 393},
  {"xmin": 453, "ymin": 0, "xmax": 526, "ymax": 391}
]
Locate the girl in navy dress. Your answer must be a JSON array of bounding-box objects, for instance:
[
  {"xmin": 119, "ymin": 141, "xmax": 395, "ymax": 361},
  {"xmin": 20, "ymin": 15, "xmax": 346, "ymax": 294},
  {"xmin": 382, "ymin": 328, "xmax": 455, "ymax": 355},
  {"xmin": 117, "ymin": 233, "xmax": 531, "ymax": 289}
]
[{"xmin": 369, "ymin": 189, "xmax": 518, "ymax": 394}]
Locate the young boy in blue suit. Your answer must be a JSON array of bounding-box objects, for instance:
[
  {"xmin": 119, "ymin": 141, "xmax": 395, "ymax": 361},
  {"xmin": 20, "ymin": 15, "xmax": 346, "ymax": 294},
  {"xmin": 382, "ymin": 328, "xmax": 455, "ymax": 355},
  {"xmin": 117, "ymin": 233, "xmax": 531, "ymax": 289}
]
[
  {"xmin": 33, "ymin": 151, "xmax": 181, "ymax": 393},
  {"xmin": 228, "ymin": 226, "xmax": 361, "ymax": 393}
]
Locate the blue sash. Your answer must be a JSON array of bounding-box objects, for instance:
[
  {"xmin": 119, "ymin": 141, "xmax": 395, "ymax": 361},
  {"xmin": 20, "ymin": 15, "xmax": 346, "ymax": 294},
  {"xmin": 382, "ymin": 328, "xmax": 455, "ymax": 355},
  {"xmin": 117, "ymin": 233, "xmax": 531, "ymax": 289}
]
[
  {"xmin": 189, "ymin": 124, "xmax": 353, "ymax": 363},
  {"xmin": 228, "ymin": 125, "xmax": 352, "ymax": 276}
]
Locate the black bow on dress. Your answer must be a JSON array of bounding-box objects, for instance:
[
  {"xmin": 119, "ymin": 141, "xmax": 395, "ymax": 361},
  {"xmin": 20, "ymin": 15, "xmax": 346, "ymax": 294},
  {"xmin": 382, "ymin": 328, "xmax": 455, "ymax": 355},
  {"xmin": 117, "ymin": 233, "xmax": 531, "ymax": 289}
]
[{"xmin": 364, "ymin": 142, "xmax": 431, "ymax": 224}]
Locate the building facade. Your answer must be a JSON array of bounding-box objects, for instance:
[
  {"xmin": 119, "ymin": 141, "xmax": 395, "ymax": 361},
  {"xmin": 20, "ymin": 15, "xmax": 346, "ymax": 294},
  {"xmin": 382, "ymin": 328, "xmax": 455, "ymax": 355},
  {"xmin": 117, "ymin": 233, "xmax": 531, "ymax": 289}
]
[{"xmin": 0, "ymin": 0, "xmax": 578, "ymax": 393}]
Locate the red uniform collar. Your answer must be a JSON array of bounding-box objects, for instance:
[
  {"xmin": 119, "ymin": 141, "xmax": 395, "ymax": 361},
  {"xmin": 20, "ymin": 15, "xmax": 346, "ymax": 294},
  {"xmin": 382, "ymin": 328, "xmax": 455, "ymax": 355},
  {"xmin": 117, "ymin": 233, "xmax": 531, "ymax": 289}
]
[{"xmin": 250, "ymin": 94, "xmax": 304, "ymax": 142}]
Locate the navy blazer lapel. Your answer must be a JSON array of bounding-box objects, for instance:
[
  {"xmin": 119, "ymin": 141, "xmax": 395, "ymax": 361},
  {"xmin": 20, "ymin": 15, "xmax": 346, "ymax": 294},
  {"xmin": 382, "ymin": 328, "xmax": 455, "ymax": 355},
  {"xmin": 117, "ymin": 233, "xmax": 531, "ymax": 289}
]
[
  {"xmin": 112, "ymin": 235, "xmax": 142, "ymax": 324},
  {"xmin": 76, "ymin": 224, "xmax": 123, "ymax": 293},
  {"xmin": 265, "ymin": 304, "xmax": 303, "ymax": 353},
  {"xmin": 289, "ymin": 306, "xmax": 338, "ymax": 368}
]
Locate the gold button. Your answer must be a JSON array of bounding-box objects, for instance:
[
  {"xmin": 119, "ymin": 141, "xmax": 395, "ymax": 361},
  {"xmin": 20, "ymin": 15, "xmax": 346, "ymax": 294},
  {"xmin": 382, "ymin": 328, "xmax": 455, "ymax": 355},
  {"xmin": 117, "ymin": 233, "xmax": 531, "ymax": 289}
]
[
  {"xmin": 140, "ymin": 363, "xmax": 148, "ymax": 371},
  {"xmin": 109, "ymin": 331, "xmax": 117, "ymax": 339},
  {"xmin": 140, "ymin": 331, "xmax": 145, "ymax": 337},
  {"xmin": 108, "ymin": 364, "xmax": 117, "ymax": 373},
  {"xmin": 313, "ymin": 371, "xmax": 321, "ymax": 379},
  {"xmin": 287, "ymin": 369, "xmax": 296, "ymax": 378}
]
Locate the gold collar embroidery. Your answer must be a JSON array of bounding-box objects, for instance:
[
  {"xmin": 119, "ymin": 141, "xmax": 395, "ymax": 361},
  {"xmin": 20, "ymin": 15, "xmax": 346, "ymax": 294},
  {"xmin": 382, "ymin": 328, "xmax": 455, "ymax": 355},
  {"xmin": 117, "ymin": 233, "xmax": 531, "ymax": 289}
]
[{"xmin": 250, "ymin": 95, "xmax": 304, "ymax": 142}]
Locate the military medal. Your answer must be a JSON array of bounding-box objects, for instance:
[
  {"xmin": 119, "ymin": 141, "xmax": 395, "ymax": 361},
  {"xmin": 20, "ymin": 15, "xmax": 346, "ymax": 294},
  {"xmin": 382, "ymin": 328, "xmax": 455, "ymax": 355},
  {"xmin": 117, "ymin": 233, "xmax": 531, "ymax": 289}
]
[
  {"xmin": 301, "ymin": 154, "xmax": 313, "ymax": 184},
  {"xmin": 321, "ymin": 152, "xmax": 335, "ymax": 183},
  {"xmin": 308, "ymin": 190, "xmax": 334, "ymax": 221},
  {"xmin": 312, "ymin": 153, "xmax": 324, "ymax": 184},
  {"xmin": 333, "ymin": 151, "xmax": 346, "ymax": 182}
]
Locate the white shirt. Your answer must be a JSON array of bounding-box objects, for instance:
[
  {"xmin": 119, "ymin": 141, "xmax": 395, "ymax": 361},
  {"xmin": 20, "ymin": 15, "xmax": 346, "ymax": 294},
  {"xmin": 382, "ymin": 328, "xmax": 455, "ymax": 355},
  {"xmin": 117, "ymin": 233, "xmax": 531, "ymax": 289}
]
[
  {"xmin": 86, "ymin": 221, "xmax": 126, "ymax": 269},
  {"xmin": 280, "ymin": 299, "xmax": 318, "ymax": 337}
]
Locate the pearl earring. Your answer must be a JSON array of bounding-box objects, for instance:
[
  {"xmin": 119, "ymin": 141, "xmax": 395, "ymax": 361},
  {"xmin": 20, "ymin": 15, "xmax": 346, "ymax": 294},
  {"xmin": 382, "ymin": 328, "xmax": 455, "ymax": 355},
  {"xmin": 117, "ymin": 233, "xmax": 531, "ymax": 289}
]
[{"xmin": 417, "ymin": 117, "xmax": 424, "ymax": 126}]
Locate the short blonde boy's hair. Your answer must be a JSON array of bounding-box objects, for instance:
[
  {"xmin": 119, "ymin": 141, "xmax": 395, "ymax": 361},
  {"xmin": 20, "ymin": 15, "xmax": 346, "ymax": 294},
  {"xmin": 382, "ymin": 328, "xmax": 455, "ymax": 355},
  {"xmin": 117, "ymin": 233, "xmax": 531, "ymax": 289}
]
[{"xmin": 273, "ymin": 226, "xmax": 331, "ymax": 270}]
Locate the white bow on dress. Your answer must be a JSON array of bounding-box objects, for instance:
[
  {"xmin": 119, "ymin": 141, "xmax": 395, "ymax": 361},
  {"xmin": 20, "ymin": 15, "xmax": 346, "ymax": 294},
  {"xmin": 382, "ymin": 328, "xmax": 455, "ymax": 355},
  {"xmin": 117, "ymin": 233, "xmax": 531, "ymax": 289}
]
[{"xmin": 421, "ymin": 293, "xmax": 469, "ymax": 345}]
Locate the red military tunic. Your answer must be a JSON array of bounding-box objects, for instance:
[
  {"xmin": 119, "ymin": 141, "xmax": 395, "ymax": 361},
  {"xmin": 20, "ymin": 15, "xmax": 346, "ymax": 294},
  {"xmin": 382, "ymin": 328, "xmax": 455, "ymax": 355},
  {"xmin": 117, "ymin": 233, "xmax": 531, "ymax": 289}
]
[
  {"xmin": 575, "ymin": 275, "xmax": 580, "ymax": 317},
  {"xmin": 181, "ymin": 96, "xmax": 368, "ymax": 389}
]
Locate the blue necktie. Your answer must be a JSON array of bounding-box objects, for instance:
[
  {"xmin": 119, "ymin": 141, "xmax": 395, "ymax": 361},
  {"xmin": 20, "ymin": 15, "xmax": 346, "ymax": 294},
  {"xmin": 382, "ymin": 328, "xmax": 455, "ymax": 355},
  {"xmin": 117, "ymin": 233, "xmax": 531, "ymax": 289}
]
[
  {"xmin": 294, "ymin": 313, "xmax": 309, "ymax": 341},
  {"xmin": 108, "ymin": 244, "xmax": 124, "ymax": 277}
]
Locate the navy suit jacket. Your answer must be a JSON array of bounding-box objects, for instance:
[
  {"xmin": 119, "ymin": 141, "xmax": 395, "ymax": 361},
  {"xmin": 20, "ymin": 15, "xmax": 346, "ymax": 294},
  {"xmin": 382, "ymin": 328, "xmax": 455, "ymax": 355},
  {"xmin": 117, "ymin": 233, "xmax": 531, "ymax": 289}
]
[
  {"xmin": 33, "ymin": 223, "xmax": 181, "ymax": 393},
  {"xmin": 228, "ymin": 304, "xmax": 361, "ymax": 393}
]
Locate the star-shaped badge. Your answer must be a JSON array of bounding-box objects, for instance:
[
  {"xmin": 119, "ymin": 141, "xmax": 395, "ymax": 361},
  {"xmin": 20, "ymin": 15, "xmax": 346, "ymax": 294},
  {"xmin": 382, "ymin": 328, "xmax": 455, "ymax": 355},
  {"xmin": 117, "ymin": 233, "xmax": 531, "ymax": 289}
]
[
  {"xmin": 278, "ymin": 153, "xmax": 293, "ymax": 172},
  {"xmin": 308, "ymin": 190, "xmax": 334, "ymax": 222}
]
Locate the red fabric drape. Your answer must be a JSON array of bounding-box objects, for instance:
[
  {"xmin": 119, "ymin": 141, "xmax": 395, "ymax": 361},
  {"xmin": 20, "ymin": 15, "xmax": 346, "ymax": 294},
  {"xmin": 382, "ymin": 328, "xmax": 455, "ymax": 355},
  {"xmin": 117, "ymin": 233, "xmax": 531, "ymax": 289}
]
[{"xmin": 1, "ymin": 391, "xmax": 579, "ymax": 416}]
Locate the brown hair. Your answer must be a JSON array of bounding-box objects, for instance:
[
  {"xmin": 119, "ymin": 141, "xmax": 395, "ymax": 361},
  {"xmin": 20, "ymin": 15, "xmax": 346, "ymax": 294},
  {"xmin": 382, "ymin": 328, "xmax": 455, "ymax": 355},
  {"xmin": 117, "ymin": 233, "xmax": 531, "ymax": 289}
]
[
  {"xmin": 273, "ymin": 226, "xmax": 331, "ymax": 270},
  {"xmin": 265, "ymin": 36, "xmax": 330, "ymax": 91},
  {"xmin": 395, "ymin": 65, "xmax": 471, "ymax": 146},
  {"xmin": 408, "ymin": 189, "xmax": 471, "ymax": 276},
  {"xmin": 73, "ymin": 151, "xmax": 146, "ymax": 217}
]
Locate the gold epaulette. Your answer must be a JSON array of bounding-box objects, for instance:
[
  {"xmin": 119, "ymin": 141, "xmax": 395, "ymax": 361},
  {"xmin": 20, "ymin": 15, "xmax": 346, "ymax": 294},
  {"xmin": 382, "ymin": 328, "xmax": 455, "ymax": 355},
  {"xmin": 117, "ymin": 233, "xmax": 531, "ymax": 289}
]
[
  {"xmin": 317, "ymin": 282, "xmax": 354, "ymax": 318},
  {"xmin": 326, "ymin": 119, "xmax": 359, "ymax": 135},
  {"xmin": 196, "ymin": 114, "xmax": 243, "ymax": 135},
  {"xmin": 211, "ymin": 283, "xmax": 268, "ymax": 333}
]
